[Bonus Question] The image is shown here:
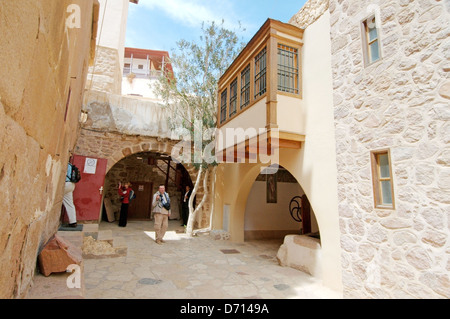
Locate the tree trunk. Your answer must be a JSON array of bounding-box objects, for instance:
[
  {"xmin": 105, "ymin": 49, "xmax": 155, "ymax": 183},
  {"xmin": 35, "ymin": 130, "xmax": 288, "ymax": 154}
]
[
  {"xmin": 186, "ymin": 166, "xmax": 203, "ymax": 237},
  {"xmin": 193, "ymin": 166, "xmax": 217, "ymax": 235}
]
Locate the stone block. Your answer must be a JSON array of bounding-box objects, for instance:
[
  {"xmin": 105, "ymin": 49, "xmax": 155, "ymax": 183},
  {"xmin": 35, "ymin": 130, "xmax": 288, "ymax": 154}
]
[
  {"xmin": 38, "ymin": 235, "xmax": 82, "ymax": 277},
  {"xmin": 276, "ymin": 234, "xmax": 322, "ymax": 279},
  {"xmin": 97, "ymin": 230, "xmax": 113, "ymax": 245},
  {"xmin": 82, "ymin": 223, "xmax": 99, "ymax": 239},
  {"xmin": 210, "ymin": 229, "xmax": 230, "ymax": 240}
]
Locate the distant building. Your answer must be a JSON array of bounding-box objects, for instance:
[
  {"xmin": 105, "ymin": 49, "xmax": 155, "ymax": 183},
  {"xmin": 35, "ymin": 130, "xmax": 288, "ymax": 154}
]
[{"xmin": 122, "ymin": 47, "xmax": 173, "ymax": 100}]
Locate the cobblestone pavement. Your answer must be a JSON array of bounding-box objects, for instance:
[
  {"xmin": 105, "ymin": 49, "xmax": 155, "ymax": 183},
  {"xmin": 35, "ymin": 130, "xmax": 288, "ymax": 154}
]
[{"xmin": 84, "ymin": 220, "xmax": 342, "ymax": 299}]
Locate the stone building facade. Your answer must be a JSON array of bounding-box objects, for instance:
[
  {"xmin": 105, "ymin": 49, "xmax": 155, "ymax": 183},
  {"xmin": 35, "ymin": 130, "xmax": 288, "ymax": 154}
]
[
  {"xmin": 0, "ymin": 0, "xmax": 99, "ymax": 298},
  {"xmin": 75, "ymin": 94, "xmax": 212, "ymax": 229},
  {"xmin": 327, "ymin": 0, "xmax": 449, "ymax": 298}
]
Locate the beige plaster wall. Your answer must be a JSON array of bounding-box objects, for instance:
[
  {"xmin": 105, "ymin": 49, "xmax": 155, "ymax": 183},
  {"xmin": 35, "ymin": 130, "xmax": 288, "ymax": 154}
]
[
  {"xmin": 213, "ymin": 2, "xmax": 342, "ymax": 293},
  {"xmin": 217, "ymin": 99, "xmax": 266, "ymax": 152},
  {"xmin": 244, "ymin": 181, "xmax": 303, "ymax": 232},
  {"xmin": 0, "ymin": 0, "xmax": 96, "ymax": 298}
]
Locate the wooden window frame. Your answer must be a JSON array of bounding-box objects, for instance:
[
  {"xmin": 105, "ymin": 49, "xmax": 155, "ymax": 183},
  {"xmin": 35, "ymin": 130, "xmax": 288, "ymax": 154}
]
[
  {"xmin": 254, "ymin": 46, "xmax": 267, "ymax": 99},
  {"xmin": 240, "ymin": 64, "xmax": 250, "ymax": 109},
  {"xmin": 220, "ymin": 89, "xmax": 227, "ymax": 124},
  {"xmin": 229, "ymin": 78, "xmax": 238, "ymax": 117},
  {"xmin": 370, "ymin": 149, "xmax": 395, "ymax": 209},
  {"xmin": 361, "ymin": 15, "xmax": 382, "ymax": 67},
  {"xmin": 277, "ymin": 43, "xmax": 299, "ymax": 95}
]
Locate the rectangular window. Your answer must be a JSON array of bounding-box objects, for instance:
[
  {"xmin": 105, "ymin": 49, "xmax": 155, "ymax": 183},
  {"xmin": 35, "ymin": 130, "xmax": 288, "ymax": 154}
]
[
  {"xmin": 229, "ymin": 78, "xmax": 237, "ymax": 117},
  {"xmin": 277, "ymin": 44, "xmax": 299, "ymax": 94},
  {"xmin": 362, "ymin": 16, "xmax": 381, "ymax": 65},
  {"xmin": 240, "ymin": 65, "xmax": 250, "ymax": 109},
  {"xmin": 254, "ymin": 47, "xmax": 267, "ymax": 98},
  {"xmin": 220, "ymin": 89, "xmax": 227, "ymax": 124},
  {"xmin": 371, "ymin": 150, "xmax": 395, "ymax": 209}
]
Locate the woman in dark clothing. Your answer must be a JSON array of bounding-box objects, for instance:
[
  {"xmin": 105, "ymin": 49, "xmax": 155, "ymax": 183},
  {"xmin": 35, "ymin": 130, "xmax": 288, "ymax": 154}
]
[
  {"xmin": 181, "ymin": 185, "xmax": 193, "ymax": 226},
  {"xmin": 118, "ymin": 181, "xmax": 132, "ymax": 227}
]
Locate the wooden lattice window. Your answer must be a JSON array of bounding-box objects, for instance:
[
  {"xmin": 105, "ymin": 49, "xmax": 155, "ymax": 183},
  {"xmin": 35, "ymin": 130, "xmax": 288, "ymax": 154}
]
[
  {"xmin": 220, "ymin": 89, "xmax": 227, "ymax": 124},
  {"xmin": 229, "ymin": 78, "xmax": 237, "ymax": 117},
  {"xmin": 277, "ymin": 44, "xmax": 299, "ymax": 94},
  {"xmin": 240, "ymin": 64, "xmax": 250, "ymax": 109},
  {"xmin": 254, "ymin": 47, "xmax": 267, "ymax": 98}
]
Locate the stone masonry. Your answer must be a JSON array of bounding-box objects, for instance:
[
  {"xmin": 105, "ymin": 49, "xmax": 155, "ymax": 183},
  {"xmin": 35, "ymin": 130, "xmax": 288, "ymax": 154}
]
[
  {"xmin": 0, "ymin": 0, "xmax": 98, "ymax": 298},
  {"xmin": 328, "ymin": 0, "xmax": 449, "ymax": 298}
]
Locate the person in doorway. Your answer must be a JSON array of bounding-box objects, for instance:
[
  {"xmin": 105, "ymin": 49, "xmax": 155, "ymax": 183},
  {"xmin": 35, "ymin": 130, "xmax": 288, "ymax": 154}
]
[
  {"xmin": 152, "ymin": 184, "xmax": 171, "ymax": 244},
  {"xmin": 63, "ymin": 162, "xmax": 78, "ymax": 227},
  {"xmin": 118, "ymin": 181, "xmax": 133, "ymax": 227},
  {"xmin": 181, "ymin": 185, "xmax": 192, "ymax": 227}
]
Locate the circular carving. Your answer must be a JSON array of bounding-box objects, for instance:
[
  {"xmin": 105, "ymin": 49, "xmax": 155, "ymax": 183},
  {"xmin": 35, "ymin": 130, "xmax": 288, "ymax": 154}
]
[{"xmin": 289, "ymin": 196, "xmax": 302, "ymax": 222}]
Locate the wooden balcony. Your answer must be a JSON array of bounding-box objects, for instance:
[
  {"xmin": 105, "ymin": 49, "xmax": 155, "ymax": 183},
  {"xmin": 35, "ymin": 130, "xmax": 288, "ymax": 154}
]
[{"xmin": 216, "ymin": 19, "xmax": 305, "ymax": 162}]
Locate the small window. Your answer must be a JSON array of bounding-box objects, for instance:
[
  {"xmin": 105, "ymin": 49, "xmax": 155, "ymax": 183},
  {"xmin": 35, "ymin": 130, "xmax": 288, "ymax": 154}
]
[
  {"xmin": 362, "ymin": 16, "xmax": 381, "ymax": 66},
  {"xmin": 220, "ymin": 89, "xmax": 227, "ymax": 124},
  {"xmin": 240, "ymin": 65, "xmax": 250, "ymax": 109},
  {"xmin": 371, "ymin": 150, "xmax": 395, "ymax": 209},
  {"xmin": 229, "ymin": 78, "xmax": 237, "ymax": 117},
  {"xmin": 138, "ymin": 64, "xmax": 144, "ymax": 70},
  {"xmin": 254, "ymin": 47, "xmax": 267, "ymax": 98},
  {"xmin": 124, "ymin": 63, "xmax": 131, "ymax": 68},
  {"xmin": 277, "ymin": 44, "xmax": 299, "ymax": 94}
]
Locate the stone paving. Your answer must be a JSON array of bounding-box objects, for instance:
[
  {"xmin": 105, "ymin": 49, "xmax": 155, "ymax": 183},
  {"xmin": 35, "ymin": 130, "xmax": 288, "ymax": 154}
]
[{"xmin": 83, "ymin": 220, "xmax": 342, "ymax": 299}]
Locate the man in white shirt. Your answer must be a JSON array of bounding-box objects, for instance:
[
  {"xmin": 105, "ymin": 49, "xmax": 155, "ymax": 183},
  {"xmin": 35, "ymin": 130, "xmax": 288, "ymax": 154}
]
[{"xmin": 152, "ymin": 185, "xmax": 171, "ymax": 244}]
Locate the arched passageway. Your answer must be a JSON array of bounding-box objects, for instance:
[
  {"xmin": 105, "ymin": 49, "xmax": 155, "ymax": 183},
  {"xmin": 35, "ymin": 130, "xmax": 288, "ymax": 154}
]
[
  {"xmin": 102, "ymin": 151, "xmax": 193, "ymax": 223},
  {"xmin": 243, "ymin": 165, "xmax": 319, "ymax": 242}
]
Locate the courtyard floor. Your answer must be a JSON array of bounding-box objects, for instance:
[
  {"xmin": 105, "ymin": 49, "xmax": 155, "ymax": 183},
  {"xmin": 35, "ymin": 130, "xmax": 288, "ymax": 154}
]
[{"xmin": 83, "ymin": 219, "xmax": 342, "ymax": 299}]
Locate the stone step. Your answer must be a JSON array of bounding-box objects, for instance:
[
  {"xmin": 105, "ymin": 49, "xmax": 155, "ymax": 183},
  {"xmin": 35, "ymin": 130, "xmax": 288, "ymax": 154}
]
[
  {"xmin": 81, "ymin": 228, "xmax": 127, "ymax": 259},
  {"xmin": 97, "ymin": 229, "xmax": 113, "ymax": 245},
  {"xmin": 82, "ymin": 223, "xmax": 99, "ymax": 240}
]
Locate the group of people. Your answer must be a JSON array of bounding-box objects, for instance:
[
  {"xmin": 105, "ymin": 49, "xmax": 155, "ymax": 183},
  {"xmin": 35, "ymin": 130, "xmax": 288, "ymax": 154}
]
[
  {"xmin": 61, "ymin": 155, "xmax": 193, "ymax": 245},
  {"xmin": 117, "ymin": 182, "xmax": 193, "ymax": 244}
]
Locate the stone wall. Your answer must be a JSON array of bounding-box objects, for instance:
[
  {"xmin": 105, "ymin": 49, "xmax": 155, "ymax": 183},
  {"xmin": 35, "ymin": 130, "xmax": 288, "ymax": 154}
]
[
  {"xmin": 289, "ymin": 0, "xmax": 329, "ymax": 29},
  {"xmin": 0, "ymin": 0, "xmax": 97, "ymax": 298},
  {"xmin": 329, "ymin": 0, "xmax": 450, "ymax": 298},
  {"xmin": 75, "ymin": 128, "xmax": 213, "ymax": 229},
  {"xmin": 85, "ymin": 46, "xmax": 123, "ymax": 95},
  {"xmin": 103, "ymin": 154, "xmax": 182, "ymax": 219}
]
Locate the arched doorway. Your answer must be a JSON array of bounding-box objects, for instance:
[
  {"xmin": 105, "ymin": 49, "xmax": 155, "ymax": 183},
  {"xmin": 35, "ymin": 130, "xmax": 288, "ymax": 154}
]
[
  {"xmin": 101, "ymin": 151, "xmax": 193, "ymax": 222},
  {"xmin": 244, "ymin": 165, "xmax": 319, "ymax": 241}
]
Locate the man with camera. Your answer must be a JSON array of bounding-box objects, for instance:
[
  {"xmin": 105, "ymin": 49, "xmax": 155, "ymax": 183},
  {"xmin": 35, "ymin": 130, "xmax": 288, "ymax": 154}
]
[{"xmin": 152, "ymin": 184, "xmax": 171, "ymax": 244}]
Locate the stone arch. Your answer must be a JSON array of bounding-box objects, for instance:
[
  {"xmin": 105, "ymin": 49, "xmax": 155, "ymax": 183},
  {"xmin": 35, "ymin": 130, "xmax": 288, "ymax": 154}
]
[
  {"xmin": 100, "ymin": 139, "xmax": 210, "ymax": 226},
  {"xmin": 226, "ymin": 157, "xmax": 340, "ymax": 286}
]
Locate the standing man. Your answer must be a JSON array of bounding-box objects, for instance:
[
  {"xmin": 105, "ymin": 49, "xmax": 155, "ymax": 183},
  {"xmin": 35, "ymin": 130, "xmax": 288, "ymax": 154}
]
[
  {"xmin": 63, "ymin": 162, "xmax": 78, "ymax": 228},
  {"xmin": 152, "ymin": 185, "xmax": 171, "ymax": 244}
]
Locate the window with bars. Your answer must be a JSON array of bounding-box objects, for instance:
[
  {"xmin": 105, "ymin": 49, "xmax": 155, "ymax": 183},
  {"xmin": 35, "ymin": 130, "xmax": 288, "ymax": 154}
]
[
  {"xmin": 254, "ymin": 47, "xmax": 267, "ymax": 98},
  {"xmin": 229, "ymin": 78, "xmax": 237, "ymax": 117},
  {"xmin": 277, "ymin": 44, "xmax": 299, "ymax": 94},
  {"xmin": 240, "ymin": 65, "xmax": 250, "ymax": 109},
  {"xmin": 220, "ymin": 89, "xmax": 227, "ymax": 124},
  {"xmin": 371, "ymin": 150, "xmax": 395, "ymax": 209},
  {"xmin": 362, "ymin": 16, "xmax": 381, "ymax": 66}
]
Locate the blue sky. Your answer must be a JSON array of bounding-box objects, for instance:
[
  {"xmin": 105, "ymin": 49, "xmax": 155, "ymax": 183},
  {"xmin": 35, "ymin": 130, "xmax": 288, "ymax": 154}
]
[{"xmin": 125, "ymin": 0, "xmax": 307, "ymax": 52}]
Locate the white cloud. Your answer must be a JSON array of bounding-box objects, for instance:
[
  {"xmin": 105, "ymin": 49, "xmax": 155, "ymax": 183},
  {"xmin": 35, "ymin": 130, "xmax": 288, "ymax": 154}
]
[{"xmin": 137, "ymin": 0, "xmax": 243, "ymax": 30}]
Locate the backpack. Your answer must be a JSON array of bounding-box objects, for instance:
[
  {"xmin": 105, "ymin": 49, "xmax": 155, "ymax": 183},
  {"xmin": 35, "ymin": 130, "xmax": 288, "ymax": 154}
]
[
  {"xmin": 129, "ymin": 189, "xmax": 136, "ymax": 201},
  {"xmin": 68, "ymin": 163, "xmax": 81, "ymax": 183}
]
